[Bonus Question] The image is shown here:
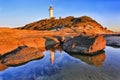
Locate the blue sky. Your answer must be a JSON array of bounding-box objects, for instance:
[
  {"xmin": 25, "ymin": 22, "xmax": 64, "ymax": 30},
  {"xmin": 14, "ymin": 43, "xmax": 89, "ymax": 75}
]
[{"xmin": 0, "ymin": 0, "xmax": 120, "ymax": 31}]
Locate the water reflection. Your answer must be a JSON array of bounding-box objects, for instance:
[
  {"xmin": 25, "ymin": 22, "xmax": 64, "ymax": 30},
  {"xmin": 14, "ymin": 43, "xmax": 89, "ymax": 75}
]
[
  {"xmin": 47, "ymin": 44, "xmax": 62, "ymax": 64},
  {"xmin": 0, "ymin": 43, "xmax": 106, "ymax": 68},
  {"xmin": 0, "ymin": 47, "xmax": 120, "ymax": 80},
  {"xmin": 49, "ymin": 49, "xmax": 106, "ymax": 67},
  {"xmin": 69, "ymin": 51, "xmax": 106, "ymax": 66},
  {"xmin": 50, "ymin": 50, "xmax": 55, "ymax": 64}
]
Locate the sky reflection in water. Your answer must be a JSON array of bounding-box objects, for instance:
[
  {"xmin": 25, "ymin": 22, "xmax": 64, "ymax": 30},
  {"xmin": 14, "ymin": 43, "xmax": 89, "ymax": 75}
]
[{"xmin": 0, "ymin": 46, "xmax": 120, "ymax": 80}]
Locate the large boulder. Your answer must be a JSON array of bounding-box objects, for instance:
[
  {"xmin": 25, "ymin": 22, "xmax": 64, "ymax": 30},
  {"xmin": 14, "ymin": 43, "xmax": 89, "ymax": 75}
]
[
  {"xmin": 2, "ymin": 46, "xmax": 44, "ymax": 66},
  {"xmin": 62, "ymin": 35, "xmax": 106, "ymax": 54}
]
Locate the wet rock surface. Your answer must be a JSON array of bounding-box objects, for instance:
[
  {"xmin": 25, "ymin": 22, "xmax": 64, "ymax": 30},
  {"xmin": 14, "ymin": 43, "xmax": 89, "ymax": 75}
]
[
  {"xmin": 104, "ymin": 34, "xmax": 120, "ymax": 48},
  {"xmin": 2, "ymin": 46, "xmax": 44, "ymax": 66},
  {"xmin": 62, "ymin": 35, "xmax": 106, "ymax": 54},
  {"xmin": 0, "ymin": 28, "xmax": 108, "ymax": 66}
]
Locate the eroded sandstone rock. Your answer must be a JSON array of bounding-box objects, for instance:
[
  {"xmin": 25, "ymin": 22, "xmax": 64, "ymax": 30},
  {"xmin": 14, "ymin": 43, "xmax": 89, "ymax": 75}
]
[
  {"xmin": 0, "ymin": 60, "xmax": 8, "ymax": 71},
  {"xmin": 2, "ymin": 46, "xmax": 44, "ymax": 66},
  {"xmin": 0, "ymin": 28, "xmax": 61, "ymax": 55},
  {"xmin": 0, "ymin": 28, "xmax": 106, "ymax": 56},
  {"xmin": 62, "ymin": 35, "xmax": 106, "ymax": 54}
]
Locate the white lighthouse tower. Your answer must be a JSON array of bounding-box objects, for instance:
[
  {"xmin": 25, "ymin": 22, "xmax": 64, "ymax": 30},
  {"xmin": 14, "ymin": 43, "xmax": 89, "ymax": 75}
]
[{"xmin": 49, "ymin": 5, "xmax": 54, "ymax": 18}]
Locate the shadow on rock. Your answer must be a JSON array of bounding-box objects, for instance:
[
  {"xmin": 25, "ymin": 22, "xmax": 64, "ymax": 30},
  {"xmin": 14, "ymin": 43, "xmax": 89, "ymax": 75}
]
[
  {"xmin": 69, "ymin": 50, "xmax": 106, "ymax": 67},
  {"xmin": 1, "ymin": 46, "xmax": 44, "ymax": 66}
]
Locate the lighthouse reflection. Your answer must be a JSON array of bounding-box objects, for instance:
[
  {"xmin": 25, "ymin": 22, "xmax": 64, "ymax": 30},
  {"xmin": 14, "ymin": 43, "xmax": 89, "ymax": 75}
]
[
  {"xmin": 47, "ymin": 43, "xmax": 106, "ymax": 66},
  {"xmin": 49, "ymin": 47, "xmax": 62, "ymax": 64},
  {"xmin": 50, "ymin": 50, "xmax": 55, "ymax": 64},
  {"xmin": 69, "ymin": 51, "xmax": 106, "ymax": 66},
  {"xmin": 48, "ymin": 45, "xmax": 106, "ymax": 66}
]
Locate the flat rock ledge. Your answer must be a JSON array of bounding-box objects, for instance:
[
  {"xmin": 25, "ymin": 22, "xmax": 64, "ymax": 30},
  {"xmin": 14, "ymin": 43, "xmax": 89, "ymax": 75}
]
[
  {"xmin": 1, "ymin": 46, "xmax": 44, "ymax": 66},
  {"xmin": 104, "ymin": 34, "xmax": 120, "ymax": 48},
  {"xmin": 0, "ymin": 28, "xmax": 107, "ymax": 66},
  {"xmin": 62, "ymin": 35, "xmax": 106, "ymax": 54}
]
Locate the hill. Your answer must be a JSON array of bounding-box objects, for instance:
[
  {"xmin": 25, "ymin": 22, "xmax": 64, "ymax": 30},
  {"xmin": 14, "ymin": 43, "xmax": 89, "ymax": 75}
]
[{"xmin": 18, "ymin": 16, "xmax": 113, "ymax": 34}]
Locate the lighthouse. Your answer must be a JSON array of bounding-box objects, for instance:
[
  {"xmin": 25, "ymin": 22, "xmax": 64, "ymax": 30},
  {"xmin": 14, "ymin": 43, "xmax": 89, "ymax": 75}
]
[{"xmin": 49, "ymin": 5, "xmax": 53, "ymax": 18}]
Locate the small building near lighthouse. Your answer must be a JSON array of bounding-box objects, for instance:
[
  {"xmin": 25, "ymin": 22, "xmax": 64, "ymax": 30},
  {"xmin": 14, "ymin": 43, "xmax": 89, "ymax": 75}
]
[{"xmin": 49, "ymin": 5, "xmax": 54, "ymax": 18}]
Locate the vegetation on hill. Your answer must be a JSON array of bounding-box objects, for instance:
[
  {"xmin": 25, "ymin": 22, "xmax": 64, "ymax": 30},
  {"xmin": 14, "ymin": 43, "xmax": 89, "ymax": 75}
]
[{"xmin": 18, "ymin": 16, "xmax": 113, "ymax": 34}]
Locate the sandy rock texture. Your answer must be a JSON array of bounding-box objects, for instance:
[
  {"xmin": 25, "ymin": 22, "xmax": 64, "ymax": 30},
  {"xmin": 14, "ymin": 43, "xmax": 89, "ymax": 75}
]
[
  {"xmin": 63, "ymin": 35, "xmax": 106, "ymax": 54},
  {"xmin": 2, "ymin": 46, "xmax": 44, "ymax": 66}
]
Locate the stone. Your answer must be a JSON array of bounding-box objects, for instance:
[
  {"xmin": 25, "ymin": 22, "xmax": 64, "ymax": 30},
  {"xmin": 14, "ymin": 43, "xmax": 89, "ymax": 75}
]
[
  {"xmin": 0, "ymin": 28, "xmax": 61, "ymax": 55},
  {"xmin": 62, "ymin": 35, "xmax": 106, "ymax": 54},
  {"xmin": 105, "ymin": 35, "xmax": 120, "ymax": 48},
  {"xmin": 0, "ymin": 60, "xmax": 8, "ymax": 71},
  {"xmin": 0, "ymin": 28, "xmax": 107, "ymax": 56},
  {"xmin": 2, "ymin": 46, "xmax": 44, "ymax": 66}
]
